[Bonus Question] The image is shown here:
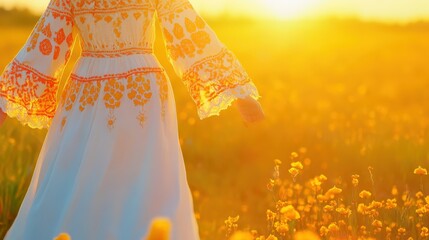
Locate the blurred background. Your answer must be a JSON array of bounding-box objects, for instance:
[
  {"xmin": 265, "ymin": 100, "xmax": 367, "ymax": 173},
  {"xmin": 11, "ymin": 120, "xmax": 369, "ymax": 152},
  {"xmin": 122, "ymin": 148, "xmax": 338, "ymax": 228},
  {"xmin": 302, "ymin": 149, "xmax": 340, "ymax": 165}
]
[{"xmin": 1, "ymin": 0, "xmax": 429, "ymax": 239}]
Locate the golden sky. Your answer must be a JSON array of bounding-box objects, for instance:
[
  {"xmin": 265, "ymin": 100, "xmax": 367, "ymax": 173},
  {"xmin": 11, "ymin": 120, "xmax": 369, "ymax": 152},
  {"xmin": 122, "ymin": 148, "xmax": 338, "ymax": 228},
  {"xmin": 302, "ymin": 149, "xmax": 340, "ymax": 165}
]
[{"xmin": 2, "ymin": 0, "xmax": 429, "ymax": 23}]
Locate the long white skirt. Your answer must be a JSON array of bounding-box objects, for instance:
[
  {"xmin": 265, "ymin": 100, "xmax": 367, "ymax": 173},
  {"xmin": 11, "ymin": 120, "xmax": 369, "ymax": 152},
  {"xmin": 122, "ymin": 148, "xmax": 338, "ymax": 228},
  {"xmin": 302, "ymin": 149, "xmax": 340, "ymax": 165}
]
[{"xmin": 4, "ymin": 54, "xmax": 200, "ymax": 240}]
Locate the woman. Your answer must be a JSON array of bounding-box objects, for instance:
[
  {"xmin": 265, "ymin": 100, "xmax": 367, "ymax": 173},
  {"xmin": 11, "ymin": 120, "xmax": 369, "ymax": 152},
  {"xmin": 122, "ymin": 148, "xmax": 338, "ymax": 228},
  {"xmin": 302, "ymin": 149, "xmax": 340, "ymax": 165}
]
[{"xmin": 0, "ymin": 0, "xmax": 264, "ymax": 239}]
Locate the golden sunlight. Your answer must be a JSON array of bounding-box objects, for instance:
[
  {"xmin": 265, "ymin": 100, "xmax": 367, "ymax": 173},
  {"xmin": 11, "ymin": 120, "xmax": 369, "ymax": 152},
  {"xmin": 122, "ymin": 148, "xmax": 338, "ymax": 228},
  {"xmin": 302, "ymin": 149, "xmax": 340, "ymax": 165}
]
[{"xmin": 263, "ymin": 0, "xmax": 320, "ymax": 19}]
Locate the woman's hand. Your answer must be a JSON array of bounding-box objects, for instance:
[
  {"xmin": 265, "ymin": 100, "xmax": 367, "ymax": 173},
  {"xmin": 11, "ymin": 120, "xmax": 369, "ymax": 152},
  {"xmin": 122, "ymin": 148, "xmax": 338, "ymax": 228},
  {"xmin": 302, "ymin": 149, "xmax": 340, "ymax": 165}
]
[
  {"xmin": 0, "ymin": 109, "xmax": 7, "ymax": 127},
  {"xmin": 234, "ymin": 95, "xmax": 265, "ymax": 125}
]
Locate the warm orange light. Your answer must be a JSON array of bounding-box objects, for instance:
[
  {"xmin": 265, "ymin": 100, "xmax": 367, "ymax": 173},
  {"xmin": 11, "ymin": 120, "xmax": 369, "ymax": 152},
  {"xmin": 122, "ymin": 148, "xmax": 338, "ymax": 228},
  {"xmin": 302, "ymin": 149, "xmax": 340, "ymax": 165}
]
[{"xmin": 263, "ymin": 0, "xmax": 320, "ymax": 19}]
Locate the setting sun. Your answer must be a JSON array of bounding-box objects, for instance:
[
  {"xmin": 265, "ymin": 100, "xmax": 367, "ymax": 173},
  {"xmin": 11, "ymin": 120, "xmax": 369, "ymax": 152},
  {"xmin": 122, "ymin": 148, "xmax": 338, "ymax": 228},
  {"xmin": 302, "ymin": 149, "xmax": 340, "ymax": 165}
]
[{"xmin": 263, "ymin": 0, "xmax": 320, "ymax": 19}]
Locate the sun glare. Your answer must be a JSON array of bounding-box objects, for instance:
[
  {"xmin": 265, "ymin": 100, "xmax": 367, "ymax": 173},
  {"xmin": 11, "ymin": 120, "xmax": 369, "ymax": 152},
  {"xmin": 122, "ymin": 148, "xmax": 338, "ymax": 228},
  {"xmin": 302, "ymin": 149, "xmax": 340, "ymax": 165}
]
[{"xmin": 263, "ymin": 0, "xmax": 320, "ymax": 19}]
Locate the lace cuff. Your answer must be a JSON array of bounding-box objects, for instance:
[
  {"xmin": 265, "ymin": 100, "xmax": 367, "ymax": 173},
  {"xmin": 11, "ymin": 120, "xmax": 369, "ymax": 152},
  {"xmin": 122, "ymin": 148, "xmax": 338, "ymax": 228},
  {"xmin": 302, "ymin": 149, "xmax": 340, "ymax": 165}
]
[
  {"xmin": 182, "ymin": 47, "xmax": 261, "ymax": 119},
  {"xmin": 0, "ymin": 60, "xmax": 59, "ymax": 129}
]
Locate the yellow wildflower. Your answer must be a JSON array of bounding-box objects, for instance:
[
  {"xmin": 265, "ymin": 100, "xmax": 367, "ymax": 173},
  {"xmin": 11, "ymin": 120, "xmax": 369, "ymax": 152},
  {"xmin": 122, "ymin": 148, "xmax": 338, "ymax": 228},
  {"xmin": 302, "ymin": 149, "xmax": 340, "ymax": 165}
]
[
  {"xmin": 319, "ymin": 226, "xmax": 329, "ymax": 236},
  {"xmin": 416, "ymin": 191, "xmax": 424, "ymax": 199},
  {"xmin": 293, "ymin": 230, "xmax": 321, "ymax": 240},
  {"xmin": 369, "ymin": 200, "xmax": 383, "ymax": 208},
  {"xmin": 289, "ymin": 167, "xmax": 300, "ymax": 178},
  {"xmin": 352, "ymin": 178, "xmax": 359, "ymax": 187},
  {"xmin": 229, "ymin": 231, "xmax": 254, "ymax": 240},
  {"xmin": 266, "ymin": 210, "xmax": 276, "ymax": 222},
  {"xmin": 145, "ymin": 218, "xmax": 171, "ymax": 240},
  {"xmin": 275, "ymin": 222, "xmax": 289, "ymax": 236},
  {"xmin": 414, "ymin": 166, "xmax": 428, "ymax": 175},
  {"xmin": 416, "ymin": 206, "xmax": 428, "ymax": 215},
  {"xmin": 291, "ymin": 152, "xmax": 299, "ymax": 159},
  {"xmin": 398, "ymin": 227, "xmax": 406, "ymax": 235},
  {"xmin": 328, "ymin": 223, "xmax": 339, "ymax": 232},
  {"xmin": 325, "ymin": 186, "xmax": 342, "ymax": 199},
  {"xmin": 274, "ymin": 159, "xmax": 282, "ymax": 166},
  {"xmin": 291, "ymin": 161, "xmax": 304, "ymax": 170},
  {"xmin": 385, "ymin": 198, "xmax": 397, "ymax": 209},
  {"xmin": 372, "ymin": 220, "xmax": 382, "ymax": 228},
  {"xmin": 323, "ymin": 205, "xmax": 334, "ymax": 212},
  {"xmin": 336, "ymin": 207, "xmax": 351, "ymax": 216},
  {"xmin": 351, "ymin": 174, "xmax": 359, "ymax": 187},
  {"xmin": 266, "ymin": 235, "xmax": 278, "ymax": 240},
  {"xmin": 421, "ymin": 227, "xmax": 429, "ymax": 237},
  {"xmin": 53, "ymin": 233, "xmax": 71, "ymax": 240},
  {"xmin": 318, "ymin": 175, "xmax": 328, "ymax": 182},
  {"xmin": 317, "ymin": 194, "xmax": 328, "ymax": 202},
  {"xmin": 359, "ymin": 190, "xmax": 372, "ymax": 199},
  {"xmin": 267, "ymin": 179, "xmax": 275, "ymax": 191},
  {"xmin": 280, "ymin": 205, "xmax": 301, "ymax": 220}
]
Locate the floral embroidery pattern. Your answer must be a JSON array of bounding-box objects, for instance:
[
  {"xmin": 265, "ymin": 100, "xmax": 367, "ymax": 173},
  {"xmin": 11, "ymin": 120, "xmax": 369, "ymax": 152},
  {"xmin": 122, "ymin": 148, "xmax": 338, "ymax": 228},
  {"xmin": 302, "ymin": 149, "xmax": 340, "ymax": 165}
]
[
  {"xmin": 126, "ymin": 74, "xmax": 152, "ymax": 126},
  {"xmin": 73, "ymin": 0, "xmax": 155, "ymax": 56},
  {"xmin": 156, "ymin": 0, "xmax": 192, "ymax": 18},
  {"xmin": 155, "ymin": 72, "xmax": 168, "ymax": 120},
  {"xmin": 27, "ymin": 4, "xmax": 74, "ymax": 63},
  {"xmin": 182, "ymin": 47, "xmax": 257, "ymax": 117},
  {"xmin": 59, "ymin": 68, "xmax": 164, "ymax": 129},
  {"xmin": 1, "ymin": 0, "xmax": 261, "ymax": 129},
  {"xmin": 60, "ymin": 116, "xmax": 67, "ymax": 131},
  {"xmin": 158, "ymin": 1, "xmax": 212, "ymax": 61},
  {"xmin": 103, "ymin": 79, "xmax": 125, "ymax": 129},
  {"xmin": 0, "ymin": 60, "xmax": 59, "ymax": 128},
  {"xmin": 80, "ymin": 81, "xmax": 101, "ymax": 111},
  {"xmin": 39, "ymin": 39, "xmax": 53, "ymax": 55}
]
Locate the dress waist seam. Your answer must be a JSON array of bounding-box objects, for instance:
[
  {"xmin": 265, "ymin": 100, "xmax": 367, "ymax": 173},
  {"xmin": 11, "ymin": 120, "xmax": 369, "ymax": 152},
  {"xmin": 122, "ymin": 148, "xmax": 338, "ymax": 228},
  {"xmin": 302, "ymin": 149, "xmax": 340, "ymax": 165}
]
[
  {"xmin": 70, "ymin": 67, "xmax": 165, "ymax": 82},
  {"xmin": 80, "ymin": 47, "xmax": 154, "ymax": 58}
]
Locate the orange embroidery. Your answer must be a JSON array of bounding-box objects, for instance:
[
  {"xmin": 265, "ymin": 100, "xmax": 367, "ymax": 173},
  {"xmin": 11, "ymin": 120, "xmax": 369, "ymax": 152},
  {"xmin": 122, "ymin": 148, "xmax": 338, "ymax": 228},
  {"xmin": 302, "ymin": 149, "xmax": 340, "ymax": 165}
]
[
  {"xmin": 182, "ymin": 48, "xmax": 252, "ymax": 108},
  {"xmin": 156, "ymin": 0, "xmax": 193, "ymax": 18},
  {"xmin": 60, "ymin": 78, "xmax": 80, "ymax": 111},
  {"xmin": 190, "ymin": 30, "xmax": 210, "ymax": 49},
  {"xmin": 79, "ymin": 81, "xmax": 101, "ymax": 111},
  {"xmin": 126, "ymin": 74, "xmax": 152, "ymax": 126},
  {"xmin": 70, "ymin": 67, "xmax": 163, "ymax": 81},
  {"xmin": 180, "ymin": 39, "xmax": 195, "ymax": 57},
  {"xmin": 73, "ymin": 4, "xmax": 153, "ymax": 15},
  {"xmin": 60, "ymin": 116, "xmax": 67, "ymax": 131},
  {"xmin": 39, "ymin": 39, "xmax": 53, "ymax": 55},
  {"xmin": 54, "ymin": 28, "xmax": 66, "ymax": 44},
  {"xmin": 104, "ymin": 79, "xmax": 124, "ymax": 129},
  {"xmin": 60, "ymin": 69, "xmax": 165, "ymax": 129},
  {"xmin": 173, "ymin": 23, "xmax": 184, "ymax": 39},
  {"xmin": 184, "ymin": 17, "xmax": 196, "ymax": 32},
  {"xmin": 24, "ymin": 2, "xmax": 74, "ymax": 66},
  {"xmin": 155, "ymin": 72, "xmax": 168, "ymax": 120},
  {"xmin": 53, "ymin": 46, "xmax": 60, "ymax": 60},
  {"xmin": 81, "ymin": 48, "xmax": 153, "ymax": 58},
  {"xmin": 0, "ymin": 60, "xmax": 59, "ymax": 118},
  {"xmin": 28, "ymin": 32, "xmax": 40, "ymax": 52},
  {"xmin": 160, "ymin": 4, "xmax": 212, "ymax": 61},
  {"xmin": 42, "ymin": 23, "xmax": 52, "ymax": 38},
  {"xmin": 75, "ymin": 6, "xmax": 154, "ymax": 54},
  {"xmin": 66, "ymin": 33, "xmax": 74, "ymax": 47}
]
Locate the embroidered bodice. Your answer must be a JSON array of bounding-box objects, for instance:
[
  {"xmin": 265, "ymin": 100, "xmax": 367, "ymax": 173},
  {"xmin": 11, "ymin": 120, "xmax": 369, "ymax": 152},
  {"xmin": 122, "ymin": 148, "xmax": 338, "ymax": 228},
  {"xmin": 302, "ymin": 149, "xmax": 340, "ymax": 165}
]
[{"xmin": 0, "ymin": 0, "xmax": 261, "ymax": 129}]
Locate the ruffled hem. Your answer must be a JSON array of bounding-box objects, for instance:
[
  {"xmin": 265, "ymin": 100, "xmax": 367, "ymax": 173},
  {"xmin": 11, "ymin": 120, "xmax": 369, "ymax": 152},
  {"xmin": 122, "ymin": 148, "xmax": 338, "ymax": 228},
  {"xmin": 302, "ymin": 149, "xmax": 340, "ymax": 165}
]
[
  {"xmin": 0, "ymin": 97, "xmax": 52, "ymax": 129},
  {"xmin": 196, "ymin": 80, "xmax": 261, "ymax": 120}
]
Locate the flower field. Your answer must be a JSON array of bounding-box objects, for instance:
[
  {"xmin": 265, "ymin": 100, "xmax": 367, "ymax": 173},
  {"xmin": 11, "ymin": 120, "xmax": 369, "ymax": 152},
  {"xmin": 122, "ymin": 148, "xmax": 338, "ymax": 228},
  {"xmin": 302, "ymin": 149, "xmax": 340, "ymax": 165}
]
[{"xmin": 1, "ymin": 15, "xmax": 429, "ymax": 239}]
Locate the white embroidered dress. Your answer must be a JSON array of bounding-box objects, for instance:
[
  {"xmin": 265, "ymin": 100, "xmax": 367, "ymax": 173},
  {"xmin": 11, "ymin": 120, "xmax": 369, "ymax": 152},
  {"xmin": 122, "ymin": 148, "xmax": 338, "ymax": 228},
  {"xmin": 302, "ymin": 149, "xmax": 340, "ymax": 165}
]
[{"xmin": 0, "ymin": 0, "xmax": 261, "ymax": 239}]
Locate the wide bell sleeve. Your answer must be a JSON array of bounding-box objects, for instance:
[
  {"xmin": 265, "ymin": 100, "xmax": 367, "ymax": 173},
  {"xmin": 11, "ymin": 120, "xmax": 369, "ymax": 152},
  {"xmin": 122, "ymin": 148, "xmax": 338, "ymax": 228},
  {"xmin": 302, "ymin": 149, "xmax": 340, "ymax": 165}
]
[
  {"xmin": 0, "ymin": 0, "xmax": 77, "ymax": 129},
  {"xmin": 154, "ymin": 0, "xmax": 262, "ymax": 119}
]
